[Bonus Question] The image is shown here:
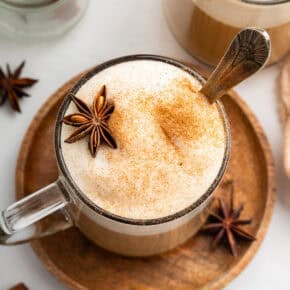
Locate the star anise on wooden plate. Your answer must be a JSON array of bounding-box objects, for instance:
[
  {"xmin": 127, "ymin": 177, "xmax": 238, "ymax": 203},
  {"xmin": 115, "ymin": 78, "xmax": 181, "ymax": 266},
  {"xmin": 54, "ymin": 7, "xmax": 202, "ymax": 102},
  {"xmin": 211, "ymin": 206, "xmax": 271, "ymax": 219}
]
[
  {"xmin": 202, "ymin": 180, "xmax": 256, "ymax": 257},
  {"xmin": 62, "ymin": 85, "xmax": 117, "ymax": 157},
  {"xmin": 0, "ymin": 61, "xmax": 38, "ymax": 112}
]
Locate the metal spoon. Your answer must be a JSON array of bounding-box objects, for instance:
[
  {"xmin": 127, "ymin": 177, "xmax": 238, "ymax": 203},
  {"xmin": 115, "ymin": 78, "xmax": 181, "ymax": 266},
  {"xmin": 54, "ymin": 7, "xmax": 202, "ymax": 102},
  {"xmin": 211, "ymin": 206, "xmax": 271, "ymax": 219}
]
[{"xmin": 200, "ymin": 28, "xmax": 271, "ymax": 103}]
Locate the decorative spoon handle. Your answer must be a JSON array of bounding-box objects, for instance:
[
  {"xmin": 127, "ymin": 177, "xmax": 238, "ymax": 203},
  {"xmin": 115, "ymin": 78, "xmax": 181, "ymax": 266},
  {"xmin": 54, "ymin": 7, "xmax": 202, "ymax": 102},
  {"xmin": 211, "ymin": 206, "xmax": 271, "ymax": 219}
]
[{"xmin": 200, "ymin": 28, "xmax": 271, "ymax": 103}]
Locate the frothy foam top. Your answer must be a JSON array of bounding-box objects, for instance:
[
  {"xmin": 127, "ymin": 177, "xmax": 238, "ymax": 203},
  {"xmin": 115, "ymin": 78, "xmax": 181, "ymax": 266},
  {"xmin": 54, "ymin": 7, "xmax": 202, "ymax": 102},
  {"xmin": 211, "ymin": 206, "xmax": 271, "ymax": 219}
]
[{"xmin": 61, "ymin": 60, "xmax": 226, "ymax": 219}]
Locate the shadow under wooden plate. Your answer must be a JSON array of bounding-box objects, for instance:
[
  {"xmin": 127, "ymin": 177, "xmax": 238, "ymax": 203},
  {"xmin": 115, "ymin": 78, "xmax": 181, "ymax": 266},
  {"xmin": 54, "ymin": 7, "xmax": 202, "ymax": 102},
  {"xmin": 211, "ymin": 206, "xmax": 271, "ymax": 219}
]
[{"xmin": 15, "ymin": 70, "xmax": 275, "ymax": 290}]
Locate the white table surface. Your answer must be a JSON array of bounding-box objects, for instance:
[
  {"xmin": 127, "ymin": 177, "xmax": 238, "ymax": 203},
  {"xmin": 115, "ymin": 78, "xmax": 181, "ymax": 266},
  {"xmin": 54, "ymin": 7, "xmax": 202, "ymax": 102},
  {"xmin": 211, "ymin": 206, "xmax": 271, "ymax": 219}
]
[{"xmin": 0, "ymin": 0, "xmax": 289, "ymax": 289}]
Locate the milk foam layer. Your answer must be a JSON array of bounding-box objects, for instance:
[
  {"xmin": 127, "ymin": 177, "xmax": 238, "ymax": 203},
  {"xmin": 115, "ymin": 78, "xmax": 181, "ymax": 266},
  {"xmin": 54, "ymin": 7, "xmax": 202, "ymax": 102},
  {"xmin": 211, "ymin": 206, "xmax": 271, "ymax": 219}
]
[
  {"xmin": 61, "ymin": 60, "xmax": 226, "ymax": 219},
  {"xmin": 195, "ymin": 0, "xmax": 290, "ymax": 28}
]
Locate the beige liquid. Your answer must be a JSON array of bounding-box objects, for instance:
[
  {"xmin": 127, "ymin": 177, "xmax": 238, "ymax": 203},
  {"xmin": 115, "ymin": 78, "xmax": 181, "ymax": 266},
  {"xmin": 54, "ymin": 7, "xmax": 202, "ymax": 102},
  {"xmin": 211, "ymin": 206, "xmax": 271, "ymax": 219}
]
[
  {"xmin": 76, "ymin": 201, "xmax": 211, "ymax": 256},
  {"xmin": 165, "ymin": 0, "xmax": 290, "ymax": 66},
  {"xmin": 61, "ymin": 60, "xmax": 226, "ymax": 220}
]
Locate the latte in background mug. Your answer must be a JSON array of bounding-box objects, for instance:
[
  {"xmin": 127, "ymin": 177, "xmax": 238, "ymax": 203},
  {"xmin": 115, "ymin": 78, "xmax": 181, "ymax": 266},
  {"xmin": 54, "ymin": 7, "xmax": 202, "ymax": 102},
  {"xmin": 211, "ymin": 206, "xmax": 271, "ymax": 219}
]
[{"xmin": 164, "ymin": 0, "xmax": 290, "ymax": 66}]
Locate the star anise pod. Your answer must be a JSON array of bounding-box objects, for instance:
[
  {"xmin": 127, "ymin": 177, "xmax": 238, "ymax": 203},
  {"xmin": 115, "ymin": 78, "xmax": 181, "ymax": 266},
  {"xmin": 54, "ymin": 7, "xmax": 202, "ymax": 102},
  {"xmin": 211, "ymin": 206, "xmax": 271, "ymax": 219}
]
[
  {"xmin": 62, "ymin": 85, "xmax": 117, "ymax": 157},
  {"xmin": 9, "ymin": 283, "xmax": 28, "ymax": 290},
  {"xmin": 0, "ymin": 61, "xmax": 38, "ymax": 112},
  {"xmin": 202, "ymin": 180, "xmax": 256, "ymax": 257}
]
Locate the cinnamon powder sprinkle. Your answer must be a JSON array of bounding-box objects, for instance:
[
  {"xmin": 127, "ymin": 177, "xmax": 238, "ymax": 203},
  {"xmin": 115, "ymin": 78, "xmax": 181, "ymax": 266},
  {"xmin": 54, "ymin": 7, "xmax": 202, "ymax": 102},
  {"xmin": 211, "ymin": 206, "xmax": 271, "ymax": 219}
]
[{"xmin": 100, "ymin": 76, "xmax": 225, "ymax": 216}]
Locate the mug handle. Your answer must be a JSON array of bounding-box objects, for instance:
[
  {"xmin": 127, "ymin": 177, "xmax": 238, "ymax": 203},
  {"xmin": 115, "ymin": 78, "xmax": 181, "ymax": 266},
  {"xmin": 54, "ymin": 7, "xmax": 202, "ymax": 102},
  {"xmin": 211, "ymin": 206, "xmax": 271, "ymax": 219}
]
[{"xmin": 0, "ymin": 179, "xmax": 73, "ymax": 245}]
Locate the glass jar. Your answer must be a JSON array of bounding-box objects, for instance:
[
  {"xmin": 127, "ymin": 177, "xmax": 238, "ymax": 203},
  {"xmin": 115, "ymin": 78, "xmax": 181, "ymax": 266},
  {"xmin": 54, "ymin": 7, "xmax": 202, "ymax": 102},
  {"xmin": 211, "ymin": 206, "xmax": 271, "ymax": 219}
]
[
  {"xmin": 0, "ymin": 0, "xmax": 89, "ymax": 38},
  {"xmin": 164, "ymin": 0, "xmax": 290, "ymax": 66}
]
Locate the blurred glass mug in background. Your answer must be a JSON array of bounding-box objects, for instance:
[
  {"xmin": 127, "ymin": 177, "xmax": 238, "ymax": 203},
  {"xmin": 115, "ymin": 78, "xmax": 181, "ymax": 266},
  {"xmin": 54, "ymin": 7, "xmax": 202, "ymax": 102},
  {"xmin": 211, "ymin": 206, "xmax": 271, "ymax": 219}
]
[
  {"xmin": 0, "ymin": 0, "xmax": 88, "ymax": 38},
  {"xmin": 164, "ymin": 0, "xmax": 290, "ymax": 66}
]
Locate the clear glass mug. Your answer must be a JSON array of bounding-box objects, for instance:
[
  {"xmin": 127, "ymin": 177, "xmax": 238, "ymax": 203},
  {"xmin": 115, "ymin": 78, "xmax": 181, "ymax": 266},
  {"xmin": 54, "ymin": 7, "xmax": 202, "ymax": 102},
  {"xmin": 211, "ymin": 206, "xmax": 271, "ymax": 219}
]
[
  {"xmin": 164, "ymin": 0, "xmax": 290, "ymax": 66},
  {"xmin": 0, "ymin": 0, "xmax": 88, "ymax": 38},
  {"xmin": 0, "ymin": 55, "xmax": 230, "ymax": 256}
]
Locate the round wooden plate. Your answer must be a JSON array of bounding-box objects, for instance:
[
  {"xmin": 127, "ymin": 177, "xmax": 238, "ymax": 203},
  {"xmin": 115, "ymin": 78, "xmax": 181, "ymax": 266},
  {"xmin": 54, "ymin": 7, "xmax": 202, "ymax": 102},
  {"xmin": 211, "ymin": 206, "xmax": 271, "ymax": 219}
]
[{"xmin": 15, "ymin": 68, "xmax": 275, "ymax": 290}]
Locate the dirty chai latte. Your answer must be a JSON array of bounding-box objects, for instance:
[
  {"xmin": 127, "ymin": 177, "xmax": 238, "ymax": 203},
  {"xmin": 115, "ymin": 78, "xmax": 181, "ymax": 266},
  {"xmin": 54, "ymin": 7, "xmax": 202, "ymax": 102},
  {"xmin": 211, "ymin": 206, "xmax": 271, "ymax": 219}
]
[{"xmin": 61, "ymin": 60, "xmax": 226, "ymax": 221}]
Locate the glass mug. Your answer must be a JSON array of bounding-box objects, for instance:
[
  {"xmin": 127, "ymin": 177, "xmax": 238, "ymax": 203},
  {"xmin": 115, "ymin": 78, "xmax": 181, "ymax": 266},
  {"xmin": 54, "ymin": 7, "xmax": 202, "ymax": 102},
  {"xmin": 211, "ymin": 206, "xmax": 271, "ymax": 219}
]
[
  {"xmin": 164, "ymin": 0, "xmax": 290, "ymax": 66},
  {"xmin": 0, "ymin": 55, "xmax": 230, "ymax": 256},
  {"xmin": 0, "ymin": 0, "xmax": 89, "ymax": 38}
]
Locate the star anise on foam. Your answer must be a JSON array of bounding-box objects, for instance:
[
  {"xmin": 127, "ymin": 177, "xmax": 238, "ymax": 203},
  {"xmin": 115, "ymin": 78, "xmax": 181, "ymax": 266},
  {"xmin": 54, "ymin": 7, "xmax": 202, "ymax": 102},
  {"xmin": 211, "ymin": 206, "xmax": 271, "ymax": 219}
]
[
  {"xmin": 62, "ymin": 85, "xmax": 117, "ymax": 157},
  {"xmin": 0, "ymin": 61, "xmax": 38, "ymax": 112},
  {"xmin": 202, "ymin": 180, "xmax": 256, "ymax": 257}
]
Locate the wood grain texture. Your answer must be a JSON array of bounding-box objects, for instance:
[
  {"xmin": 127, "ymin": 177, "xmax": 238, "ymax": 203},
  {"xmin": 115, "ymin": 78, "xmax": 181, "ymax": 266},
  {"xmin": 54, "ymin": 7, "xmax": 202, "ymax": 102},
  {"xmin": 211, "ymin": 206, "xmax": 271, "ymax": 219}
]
[
  {"xmin": 279, "ymin": 54, "xmax": 290, "ymax": 178},
  {"xmin": 15, "ymin": 68, "xmax": 275, "ymax": 290}
]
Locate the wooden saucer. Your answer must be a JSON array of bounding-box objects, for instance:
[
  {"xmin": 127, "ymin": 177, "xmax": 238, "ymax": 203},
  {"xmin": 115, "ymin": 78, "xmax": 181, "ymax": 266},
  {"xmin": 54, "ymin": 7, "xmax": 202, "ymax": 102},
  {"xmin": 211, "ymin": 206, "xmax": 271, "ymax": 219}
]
[{"xmin": 15, "ymin": 68, "xmax": 275, "ymax": 290}]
